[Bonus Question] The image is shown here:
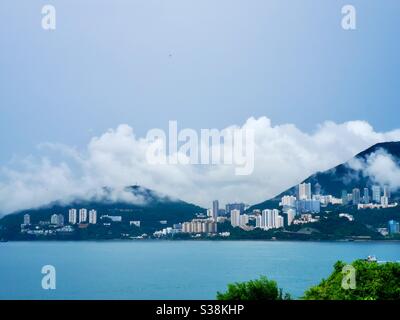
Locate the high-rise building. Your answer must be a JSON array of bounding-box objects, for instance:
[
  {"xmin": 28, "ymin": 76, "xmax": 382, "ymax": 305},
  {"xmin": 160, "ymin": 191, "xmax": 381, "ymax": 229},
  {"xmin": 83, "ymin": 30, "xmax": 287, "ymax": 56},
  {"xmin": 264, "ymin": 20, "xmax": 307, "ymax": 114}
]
[
  {"xmin": 50, "ymin": 214, "xmax": 58, "ymax": 225},
  {"xmin": 388, "ymin": 220, "xmax": 400, "ymax": 235},
  {"xmin": 212, "ymin": 200, "xmax": 219, "ymax": 221},
  {"xmin": 341, "ymin": 190, "xmax": 348, "ymax": 205},
  {"xmin": 182, "ymin": 222, "xmax": 192, "ymax": 233},
  {"xmin": 261, "ymin": 210, "xmax": 269, "ymax": 229},
  {"xmin": 58, "ymin": 214, "xmax": 64, "ymax": 226},
  {"xmin": 230, "ymin": 209, "xmax": 241, "ymax": 227},
  {"xmin": 79, "ymin": 208, "xmax": 88, "ymax": 223},
  {"xmin": 261, "ymin": 209, "xmax": 282, "ymax": 229},
  {"xmin": 280, "ymin": 195, "xmax": 296, "ymax": 208},
  {"xmin": 298, "ymin": 183, "xmax": 312, "ymax": 200},
  {"xmin": 89, "ymin": 209, "xmax": 97, "ymax": 224},
  {"xmin": 182, "ymin": 220, "xmax": 217, "ymax": 234},
  {"xmin": 295, "ymin": 199, "xmax": 320, "ymax": 214},
  {"xmin": 277, "ymin": 215, "xmax": 284, "ymax": 229},
  {"xmin": 352, "ymin": 188, "xmax": 361, "ymax": 205},
  {"xmin": 23, "ymin": 213, "xmax": 31, "ymax": 226},
  {"xmin": 255, "ymin": 214, "xmax": 262, "ymax": 228},
  {"xmin": 363, "ymin": 188, "xmax": 370, "ymax": 204},
  {"xmin": 239, "ymin": 214, "xmax": 249, "ymax": 227},
  {"xmin": 68, "ymin": 209, "xmax": 77, "ymax": 224},
  {"xmin": 50, "ymin": 214, "xmax": 64, "ymax": 226},
  {"xmin": 286, "ymin": 209, "xmax": 296, "ymax": 226},
  {"xmin": 372, "ymin": 186, "xmax": 381, "ymax": 203}
]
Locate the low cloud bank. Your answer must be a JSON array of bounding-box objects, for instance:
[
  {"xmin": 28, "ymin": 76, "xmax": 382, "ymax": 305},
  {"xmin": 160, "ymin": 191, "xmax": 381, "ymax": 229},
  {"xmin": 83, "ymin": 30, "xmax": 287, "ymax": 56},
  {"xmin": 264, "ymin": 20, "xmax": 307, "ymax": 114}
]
[
  {"xmin": 1, "ymin": 117, "xmax": 400, "ymax": 214},
  {"xmin": 348, "ymin": 148, "xmax": 400, "ymax": 191}
]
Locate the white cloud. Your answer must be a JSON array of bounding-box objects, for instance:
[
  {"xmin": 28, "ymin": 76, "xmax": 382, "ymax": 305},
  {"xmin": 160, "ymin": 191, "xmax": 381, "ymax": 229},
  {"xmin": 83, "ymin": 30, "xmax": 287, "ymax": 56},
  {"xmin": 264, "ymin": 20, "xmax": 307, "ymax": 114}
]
[
  {"xmin": 348, "ymin": 148, "xmax": 400, "ymax": 190},
  {"xmin": 1, "ymin": 117, "xmax": 400, "ymax": 214}
]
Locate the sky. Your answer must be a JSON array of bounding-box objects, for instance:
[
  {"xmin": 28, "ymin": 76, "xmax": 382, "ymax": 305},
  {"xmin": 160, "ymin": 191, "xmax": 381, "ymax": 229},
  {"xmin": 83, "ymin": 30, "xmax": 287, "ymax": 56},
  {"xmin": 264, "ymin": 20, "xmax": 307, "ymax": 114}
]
[{"xmin": 0, "ymin": 1, "xmax": 400, "ymax": 212}]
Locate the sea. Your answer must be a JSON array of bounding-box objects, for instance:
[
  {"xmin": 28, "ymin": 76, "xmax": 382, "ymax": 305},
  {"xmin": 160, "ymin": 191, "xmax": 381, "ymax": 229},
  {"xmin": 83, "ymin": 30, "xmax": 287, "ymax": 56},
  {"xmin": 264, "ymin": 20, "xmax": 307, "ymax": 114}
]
[{"xmin": 0, "ymin": 240, "xmax": 399, "ymax": 300}]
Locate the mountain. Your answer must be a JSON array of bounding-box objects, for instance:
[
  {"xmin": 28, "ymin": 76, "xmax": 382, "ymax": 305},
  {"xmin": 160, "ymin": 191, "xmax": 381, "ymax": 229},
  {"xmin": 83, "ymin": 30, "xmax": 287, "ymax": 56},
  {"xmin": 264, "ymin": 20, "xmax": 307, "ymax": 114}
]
[
  {"xmin": 249, "ymin": 141, "xmax": 400, "ymax": 211},
  {"xmin": 0, "ymin": 185, "xmax": 205, "ymax": 239}
]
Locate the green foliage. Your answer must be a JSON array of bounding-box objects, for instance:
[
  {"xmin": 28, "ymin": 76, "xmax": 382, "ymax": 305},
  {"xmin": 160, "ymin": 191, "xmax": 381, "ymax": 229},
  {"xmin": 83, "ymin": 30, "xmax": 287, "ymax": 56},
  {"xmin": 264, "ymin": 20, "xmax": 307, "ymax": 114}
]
[
  {"xmin": 217, "ymin": 276, "xmax": 290, "ymax": 300},
  {"xmin": 303, "ymin": 260, "xmax": 400, "ymax": 300}
]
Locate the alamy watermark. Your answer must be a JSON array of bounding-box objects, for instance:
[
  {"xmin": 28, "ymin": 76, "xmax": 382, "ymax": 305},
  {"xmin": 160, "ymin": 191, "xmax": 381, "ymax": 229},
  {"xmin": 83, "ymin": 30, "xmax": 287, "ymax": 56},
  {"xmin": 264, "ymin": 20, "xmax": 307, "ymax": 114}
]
[
  {"xmin": 145, "ymin": 121, "xmax": 255, "ymax": 176},
  {"xmin": 41, "ymin": 265, "xmax": 56, "ymax": 290},
  {"xmin": 41, "ymin": 5, "xmax": 56, "ymax": 30},
  {"xmin": 341, "ymin": 5, "xmax": 356, "ymax": 30},
  {"xmin": 341, "ymin": 265, "xmax": 356, "ymax": 290}
]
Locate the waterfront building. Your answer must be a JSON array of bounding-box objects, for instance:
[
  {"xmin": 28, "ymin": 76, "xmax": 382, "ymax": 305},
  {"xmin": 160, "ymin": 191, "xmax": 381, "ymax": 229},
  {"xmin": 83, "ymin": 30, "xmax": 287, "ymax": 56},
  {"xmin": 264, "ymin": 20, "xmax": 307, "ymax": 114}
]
[
  {"xmin": 88, "ymin": 210, "xmax": 97, "ymax": 224},
  {"xmin": 286, "ymin": 209, "xmax": 296, "ymax": 226},
  {"xmin": 261, "ymin": 209, "xmax": 282, "ymax": 229},
  {"xmin": 239, "ymin": 214, "xmax": 249, "ymax": 227},
  {"xmin": 230, "ymin": 209, "xmax": 241, "ymax": 227},
  {"xmin": 68, "ymin": 209, "xmax": 77, "ymax": 224},
  {"xmin": 182, "ymin": 219, "xmax": 217, "ymax": 234},
  {"xmin": 50, "ymin": 214, "xmax": 64, "ymax": 226},
  {"xmin": 255, "ymin": 214, "xmax": 262, "ymax": 228},
  {"xmin": 79, "ymin": 208, "xmax": 88, "ymax": 223}
]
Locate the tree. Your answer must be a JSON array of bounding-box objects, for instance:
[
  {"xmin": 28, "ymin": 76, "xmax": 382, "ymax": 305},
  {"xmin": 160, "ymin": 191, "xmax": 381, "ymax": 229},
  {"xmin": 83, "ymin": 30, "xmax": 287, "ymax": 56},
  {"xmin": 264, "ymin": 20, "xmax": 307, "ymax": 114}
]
[
  {"xmin": 217, "ymin": 276, "xmax": 290, "ymax": 300},
  {"xmin": 303, "ymin": 260, "xmax": 400, "ymax": 300}
]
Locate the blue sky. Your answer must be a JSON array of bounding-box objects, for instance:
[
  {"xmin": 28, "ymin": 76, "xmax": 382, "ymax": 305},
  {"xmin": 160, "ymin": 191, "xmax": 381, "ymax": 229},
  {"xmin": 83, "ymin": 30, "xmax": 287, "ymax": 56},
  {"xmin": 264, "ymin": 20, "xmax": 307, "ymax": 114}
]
[{"xmin": 1, "ymin": 0, "xmax": 400, "ymax": 164}]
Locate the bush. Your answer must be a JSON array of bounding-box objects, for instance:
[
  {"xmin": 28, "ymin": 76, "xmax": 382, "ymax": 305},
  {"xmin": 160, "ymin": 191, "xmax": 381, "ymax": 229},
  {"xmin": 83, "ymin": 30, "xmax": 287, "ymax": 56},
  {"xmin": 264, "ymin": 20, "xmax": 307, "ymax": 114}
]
[
  {"xmin": 303, "ymin": 260, "xmax": 400, "ymax": 300},
  {"xmin": 217, "ymin": 276, "xmax": 291, "ymax": 300}
]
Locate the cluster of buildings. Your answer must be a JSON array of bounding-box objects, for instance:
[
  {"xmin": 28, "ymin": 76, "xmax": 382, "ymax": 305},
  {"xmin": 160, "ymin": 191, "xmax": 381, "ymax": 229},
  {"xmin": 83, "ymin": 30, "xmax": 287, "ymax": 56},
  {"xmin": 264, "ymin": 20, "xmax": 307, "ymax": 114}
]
[
  {"xmin": 342, "ymin": 185, "xmax": 394, "ymax": 209},
  {"xmin": 20, "ymin": 209, "xmax": 99, "ymax": 235},
  {"xmin": 154, "ymin": 202, "xmax": 222, "ymax": 237},
  {"xmin": 280, "ymin": 183, "xmax": 322, "ymax": 215},
  {"xmin": 182, "ymin": 219, "xmax": 217, "ymax": 234},
  {"xmin": 20, "ymin": 181, "xmax": 399, "ymax": 239},
  {"xmin": 68, "ymin": 208, "xmax": 97, "ymax": 224}
]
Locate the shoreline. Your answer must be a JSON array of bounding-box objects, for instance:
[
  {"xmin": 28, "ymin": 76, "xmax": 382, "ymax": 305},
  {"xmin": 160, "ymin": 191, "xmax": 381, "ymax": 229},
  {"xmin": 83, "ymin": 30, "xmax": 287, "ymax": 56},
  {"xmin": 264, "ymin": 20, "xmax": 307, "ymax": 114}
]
[{"xmin": 2, "ymin": 238, "xmax": 400, "ymax": 243}]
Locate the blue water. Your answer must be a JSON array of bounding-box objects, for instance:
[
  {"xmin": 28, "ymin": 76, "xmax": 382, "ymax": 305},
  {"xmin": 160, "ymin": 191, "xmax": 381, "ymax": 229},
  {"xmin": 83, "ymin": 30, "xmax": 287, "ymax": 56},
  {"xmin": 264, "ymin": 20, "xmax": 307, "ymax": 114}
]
[{"xmin": 0, "ymin": 241, "xmax": 399, "ymax": 300}]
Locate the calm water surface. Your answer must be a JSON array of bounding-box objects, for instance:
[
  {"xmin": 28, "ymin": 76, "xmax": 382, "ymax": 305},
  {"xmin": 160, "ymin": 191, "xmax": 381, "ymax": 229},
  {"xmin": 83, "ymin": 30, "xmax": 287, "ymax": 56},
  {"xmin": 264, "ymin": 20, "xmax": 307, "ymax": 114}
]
[{"xmin": 0, "ymin": 241, "xmax": 399, "ymax": 299}]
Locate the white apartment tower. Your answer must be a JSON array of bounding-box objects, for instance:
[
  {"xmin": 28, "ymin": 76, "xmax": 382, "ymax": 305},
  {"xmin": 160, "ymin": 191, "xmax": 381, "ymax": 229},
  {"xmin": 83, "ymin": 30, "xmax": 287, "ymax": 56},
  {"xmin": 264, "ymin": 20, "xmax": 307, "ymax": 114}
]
[
  {"xmin": 298, "ymin": 183, "xmax": 312, "ymax": 200},
  {"xmin": 79, "ymin": 208, "xmax": 88, "ymax": 223},
  {"xmin": 261, "ymin": 209, "xmax": 282, "ymax": 229},
  {"xmin": 68, "ymin": 209, "xmax": 77, "ymax": 224},
  {"xmin": 230, "ymin": 209, "xmax": 241, "ymax": 227},
  {"xmin": 89, "ymin": 209, "xmax": 97, "ymax": 224},
  {"xmin": 286, "ymin": 209, "xmax": 296, "ymax": 226}
]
